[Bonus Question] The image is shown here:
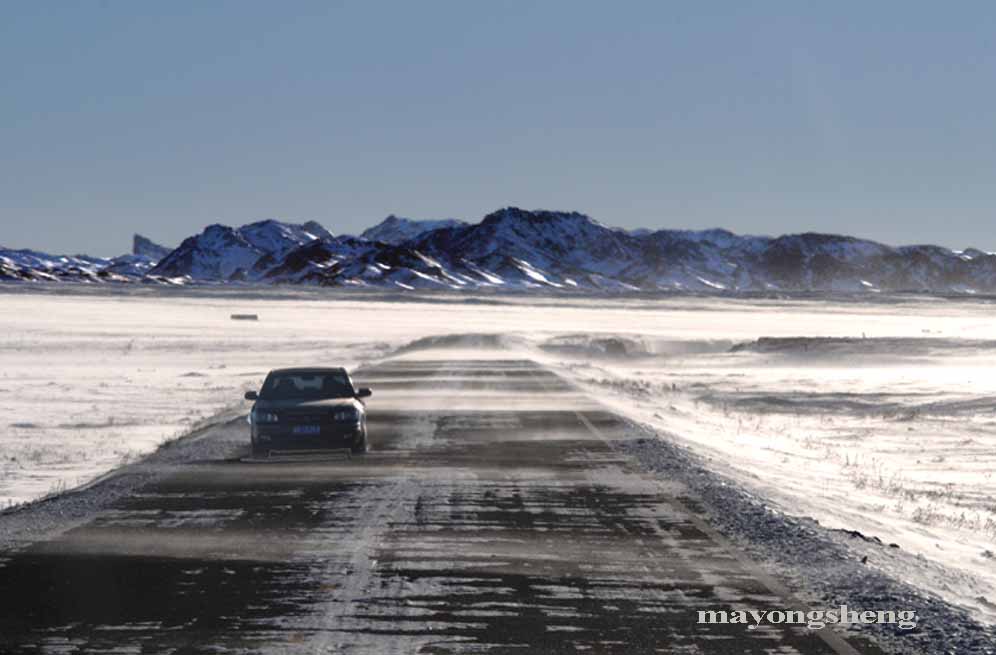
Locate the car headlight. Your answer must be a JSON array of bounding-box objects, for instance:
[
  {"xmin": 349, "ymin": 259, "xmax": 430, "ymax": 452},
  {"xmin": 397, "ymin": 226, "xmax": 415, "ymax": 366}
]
[
  {"xmin": 251, "ymin": 408, "xmax": 279, "ymax": 424},
  {"xmin": 333, "ymin": 407, "xmax": 361, "ymax": 422}
]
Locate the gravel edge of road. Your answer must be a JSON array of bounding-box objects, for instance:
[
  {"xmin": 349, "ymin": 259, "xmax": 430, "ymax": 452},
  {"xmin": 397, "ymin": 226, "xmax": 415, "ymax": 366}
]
[
  {"xmin": 0, "ymin": 410, "xmax": 248, "ymax": 554},
  {"xmin": 611, "ymin": 420, "xmax": 996, "ymax": 655}
]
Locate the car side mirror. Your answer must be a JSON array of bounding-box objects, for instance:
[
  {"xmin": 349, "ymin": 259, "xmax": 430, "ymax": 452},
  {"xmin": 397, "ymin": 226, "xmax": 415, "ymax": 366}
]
[
  {"xmin": 355, "ymin": 388, "xmax": 372, "ymax": 398},
  {"xmin": 244, "ymin": 391, "xmax": 258, "ymax": 401}
]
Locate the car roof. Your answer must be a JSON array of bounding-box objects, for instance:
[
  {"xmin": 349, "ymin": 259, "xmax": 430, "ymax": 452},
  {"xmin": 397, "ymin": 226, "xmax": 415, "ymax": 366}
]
[{"xmin": 267, "ymin": 367, "xmax": 349, "ymax": 376}]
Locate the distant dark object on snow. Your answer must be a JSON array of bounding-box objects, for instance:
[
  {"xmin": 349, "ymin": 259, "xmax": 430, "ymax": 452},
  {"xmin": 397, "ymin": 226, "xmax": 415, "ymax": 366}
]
[{"xmin": 230, "ymin": 314, "xmax": 259, "ymax": 321}]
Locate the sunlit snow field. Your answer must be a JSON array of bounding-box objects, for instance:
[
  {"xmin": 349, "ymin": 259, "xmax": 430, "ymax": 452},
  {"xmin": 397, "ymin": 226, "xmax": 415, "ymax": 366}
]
[
  {"xmin": 547, "ymin": 338, "xmax": 996, "ymax": 624},
  {"xmin": 2, "ymin": 286, "xmax": 995, "ymax": 623}
]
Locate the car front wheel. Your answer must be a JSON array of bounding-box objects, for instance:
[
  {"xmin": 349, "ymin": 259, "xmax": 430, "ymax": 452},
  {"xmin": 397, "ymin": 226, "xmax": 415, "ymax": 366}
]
[{"xmin": 351, "ymin": 431, "xmax": 368, "ymax": 455}]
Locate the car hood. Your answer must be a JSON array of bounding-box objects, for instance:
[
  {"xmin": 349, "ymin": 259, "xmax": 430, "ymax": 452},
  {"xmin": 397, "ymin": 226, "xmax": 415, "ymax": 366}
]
[{"xmin": 255, "ymin": 397, "xmax": 361, "ymax": 411}]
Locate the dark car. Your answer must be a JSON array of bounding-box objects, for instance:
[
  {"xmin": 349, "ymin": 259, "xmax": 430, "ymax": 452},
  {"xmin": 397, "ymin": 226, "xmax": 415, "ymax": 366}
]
[{"xmin": 244, "ymin": 367, "xmax": 372, "ymax": 457}]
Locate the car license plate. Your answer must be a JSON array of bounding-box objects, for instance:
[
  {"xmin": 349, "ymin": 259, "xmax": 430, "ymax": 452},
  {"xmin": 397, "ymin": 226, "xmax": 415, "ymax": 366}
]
[{"xmin": 292, "ymin": 425, "xmax": 321, "ymax": 435}]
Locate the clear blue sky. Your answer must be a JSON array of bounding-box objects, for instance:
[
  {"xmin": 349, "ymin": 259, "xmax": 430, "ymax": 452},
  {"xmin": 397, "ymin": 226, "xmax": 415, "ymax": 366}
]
[{"xmin": 3, "ymin": 1, "xmax": 996, "ymax": 255}]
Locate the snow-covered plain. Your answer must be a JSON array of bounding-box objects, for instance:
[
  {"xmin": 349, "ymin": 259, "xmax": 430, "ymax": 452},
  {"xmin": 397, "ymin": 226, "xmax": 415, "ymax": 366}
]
[
  {"xmin": 544, "ymin": 337, "xmax": 996, "ymax": 626},
  {"xmin": 2, "ymin": 286, "xmax": 996, "ymax": 625}
]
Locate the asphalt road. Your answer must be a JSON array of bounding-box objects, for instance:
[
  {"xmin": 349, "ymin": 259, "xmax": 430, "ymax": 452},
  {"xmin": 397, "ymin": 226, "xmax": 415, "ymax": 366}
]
[{"xmin": 0, "ymin": 358, "xmax": 887, "ymax": 654}]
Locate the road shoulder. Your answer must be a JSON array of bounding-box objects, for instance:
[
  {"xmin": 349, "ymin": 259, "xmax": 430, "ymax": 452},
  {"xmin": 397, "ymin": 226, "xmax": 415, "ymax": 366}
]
[
  {"xmin": 0, "ymin": 413, "xmax": 248, "ymax": 554},
  {"xmin": 612, "ymin": 424, "xmax": 996, "ymax": 655}
]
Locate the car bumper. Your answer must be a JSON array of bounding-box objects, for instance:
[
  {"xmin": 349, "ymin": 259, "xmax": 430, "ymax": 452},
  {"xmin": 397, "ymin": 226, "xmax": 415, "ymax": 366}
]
[{"xmin": 253, "ymin": 424, "xmax": 363, "ymax": 451}]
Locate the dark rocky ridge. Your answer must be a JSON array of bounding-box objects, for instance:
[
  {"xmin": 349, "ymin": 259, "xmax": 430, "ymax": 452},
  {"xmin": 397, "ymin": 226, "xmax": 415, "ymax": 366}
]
[{"xmin": 5, "ymin": 209, "xmax": 996, "ymax": 293}]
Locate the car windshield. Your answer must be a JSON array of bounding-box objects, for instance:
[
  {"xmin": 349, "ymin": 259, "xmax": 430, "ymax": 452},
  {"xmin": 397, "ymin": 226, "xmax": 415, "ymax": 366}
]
[{"xmin": 260, "ymin": 371, "xmax": 354, "ymax": 400}]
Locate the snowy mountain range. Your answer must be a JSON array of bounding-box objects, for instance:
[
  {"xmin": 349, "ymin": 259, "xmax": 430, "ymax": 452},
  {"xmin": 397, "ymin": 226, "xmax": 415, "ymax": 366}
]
[
  {"xmin": 4, "ymin": 208, "xmax": 996, "ymax": 294},
  {"xmin": 0, "ymin": 243, "xmax": 165, "ymax": 283},
  {"xmin": 133, "ymin": 234, "xmax": 171, "ymax": 260},
  {"xmin": 359, "ymin": 215, "xmax": 464, "ymax": 245}
]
